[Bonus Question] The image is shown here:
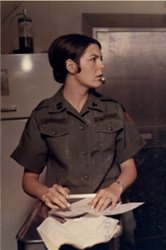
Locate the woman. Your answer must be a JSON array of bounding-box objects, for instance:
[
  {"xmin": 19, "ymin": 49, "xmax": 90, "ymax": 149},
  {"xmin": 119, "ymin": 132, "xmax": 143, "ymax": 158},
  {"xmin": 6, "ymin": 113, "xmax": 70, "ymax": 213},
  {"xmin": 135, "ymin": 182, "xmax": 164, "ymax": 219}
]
[{"xmin": 11, "ymin": 34, "xmax": 146, "ymax": 249}]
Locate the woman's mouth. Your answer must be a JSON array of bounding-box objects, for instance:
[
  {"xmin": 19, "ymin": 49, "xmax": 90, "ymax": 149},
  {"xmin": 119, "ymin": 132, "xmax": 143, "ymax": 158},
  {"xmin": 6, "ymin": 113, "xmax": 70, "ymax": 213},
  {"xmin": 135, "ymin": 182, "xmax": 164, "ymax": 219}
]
[{"xmin": 96, "ymin": 74, "xmax": 103, "ymax": 80}]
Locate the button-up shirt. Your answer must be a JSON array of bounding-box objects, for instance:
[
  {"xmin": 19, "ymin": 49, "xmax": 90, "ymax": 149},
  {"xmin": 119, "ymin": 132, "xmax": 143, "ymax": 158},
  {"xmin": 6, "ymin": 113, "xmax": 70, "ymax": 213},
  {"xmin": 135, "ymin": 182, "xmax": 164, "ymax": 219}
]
[{"xmin": 11, "ymin": 87, "xmax": 146, "ymax": 194}]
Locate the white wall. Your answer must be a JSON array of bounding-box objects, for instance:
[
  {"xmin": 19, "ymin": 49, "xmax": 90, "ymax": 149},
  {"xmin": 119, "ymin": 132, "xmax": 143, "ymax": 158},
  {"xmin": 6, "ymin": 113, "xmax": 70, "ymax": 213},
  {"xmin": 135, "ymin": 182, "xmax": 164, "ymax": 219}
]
[{"xmin": 1, "ymin": 1, "xmax": 166, "ymax": 54}]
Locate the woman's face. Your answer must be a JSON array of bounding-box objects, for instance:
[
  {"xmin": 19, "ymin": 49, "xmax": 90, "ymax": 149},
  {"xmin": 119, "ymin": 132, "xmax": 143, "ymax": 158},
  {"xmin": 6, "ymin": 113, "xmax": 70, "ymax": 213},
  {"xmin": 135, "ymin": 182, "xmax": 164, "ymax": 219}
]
[{"xmin": 74, "ymin": 43, "xmax": 105, "ymax": 89}]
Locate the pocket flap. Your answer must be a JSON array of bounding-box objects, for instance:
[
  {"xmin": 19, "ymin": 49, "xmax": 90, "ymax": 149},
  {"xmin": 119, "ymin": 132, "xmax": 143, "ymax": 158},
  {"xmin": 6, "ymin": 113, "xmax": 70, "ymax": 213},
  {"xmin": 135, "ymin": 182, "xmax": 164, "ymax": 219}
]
[
  {"xmin": 40, "ymin": 125, "xmax": 70, "ymax": 137},
  {"xmin": 96, "ymin": 121, "xmax": 123, "ymax": 133}
]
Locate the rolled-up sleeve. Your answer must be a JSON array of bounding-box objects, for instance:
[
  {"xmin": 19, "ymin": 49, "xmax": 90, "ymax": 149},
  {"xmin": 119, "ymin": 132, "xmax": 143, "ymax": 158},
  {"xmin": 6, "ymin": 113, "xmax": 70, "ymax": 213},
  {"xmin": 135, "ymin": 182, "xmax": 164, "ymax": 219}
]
[
  {"xmin": 10, "ymin": 112, "xmax": 48, "ymax": 173},
  {"xmin": 116, "ymin": 105, "xmax": 146, "ymax": 164}
]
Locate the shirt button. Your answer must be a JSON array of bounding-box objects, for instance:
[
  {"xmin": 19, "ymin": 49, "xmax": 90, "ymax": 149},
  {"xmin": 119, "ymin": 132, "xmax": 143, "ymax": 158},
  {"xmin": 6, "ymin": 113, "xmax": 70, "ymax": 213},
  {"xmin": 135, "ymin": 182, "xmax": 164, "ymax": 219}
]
[
  {"xmin": 82, "ymin": 150, "xmax": 88, "ymax": 156},
  {"xmin": 80, "ymin": 125, "xmax": 85, "ymax": 131},
  {"xmin": 84, "ymin": 175, "xmax": 89, "ymax": 181},
  {"xmin": 52, "ymin": 130, "xmax": 57, "ymax": 135},
  {"xmin": 108, "ymin": 125, "xmax": 113, "ymax": 131}
]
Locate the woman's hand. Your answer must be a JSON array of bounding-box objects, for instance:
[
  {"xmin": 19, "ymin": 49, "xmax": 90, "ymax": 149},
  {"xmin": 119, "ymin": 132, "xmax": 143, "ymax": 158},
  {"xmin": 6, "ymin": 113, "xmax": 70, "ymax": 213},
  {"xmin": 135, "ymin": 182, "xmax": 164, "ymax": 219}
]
[
  {"xmin": 88, "ymin": 182, "xmax": 123, "ymax": 212},
  {"xmin": 89, "ymin": 158, "xmax": 137, "ymax": 212},
  {"xmin": 42, "ymin": 184, "xmax": 70, "ymax": 209},
  {"xmin": 22, "ymin": 169, "xmax": 70, "ymax": 210}
]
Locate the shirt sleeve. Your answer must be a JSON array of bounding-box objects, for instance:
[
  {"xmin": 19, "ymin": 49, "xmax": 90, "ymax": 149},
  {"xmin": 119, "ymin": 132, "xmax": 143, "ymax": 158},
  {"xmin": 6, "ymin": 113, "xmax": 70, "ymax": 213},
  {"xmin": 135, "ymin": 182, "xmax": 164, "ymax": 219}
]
[
  {"xmin": 10, "ymin": 112, "xmax": 48, "ymax": 173},
  {"xmin": 116, "ymin": 105, "xmax": 146, "ymax": 164}
]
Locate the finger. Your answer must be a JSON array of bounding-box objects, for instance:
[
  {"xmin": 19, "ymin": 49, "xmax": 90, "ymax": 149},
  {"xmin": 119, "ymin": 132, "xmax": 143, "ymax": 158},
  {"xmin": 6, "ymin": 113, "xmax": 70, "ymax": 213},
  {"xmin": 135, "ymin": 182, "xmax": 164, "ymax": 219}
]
[
  {"xmin": 95, "ymin": 196, "xmax": 113, "ymax": 212},
  {"xmin": 64, "ymin": 187, "xmax": 70, "ymax": 194},
  {"xmin": 53, "ymin": 184, "xmax": 70, "ymax": 199},
  {"xmin": 44, "ymin": 198, "xmax": 59, "ymax": 209},
  {"xmin": 57, "ymin": 192, "xmax": 71, "ymax": 208},
  {"xmin": 90, "ymin": 193, "xmax": 102, "ymax": 210},
  {"xmin": 99, "ymin": 197, "xmax": 112, "ymax": 212},
  {"xmin": 93, "ymin": 196, "xmax": 108, "ymax": 212},
  {"xmin": 111, "ymin": 201, "xmax": 117, "ymax": 210},
  {"xmin": 49, "ymin": 193, "xmax": 71, "ymax": 209},
  {"xmin": 89, "ymin": 189, "xmax": 106, "ymax": 209},
  {"xmin": 47, "ymin": 186, "xmax": 70, "ymax": 209}
]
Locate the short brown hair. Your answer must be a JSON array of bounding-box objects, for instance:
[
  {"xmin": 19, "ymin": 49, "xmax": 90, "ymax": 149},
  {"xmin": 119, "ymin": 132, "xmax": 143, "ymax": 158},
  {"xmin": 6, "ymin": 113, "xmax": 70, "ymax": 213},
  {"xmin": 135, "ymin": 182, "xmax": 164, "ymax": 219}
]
[{"xmin": 48, "ymin": 33, "xmax": 101, "ymax": 83}]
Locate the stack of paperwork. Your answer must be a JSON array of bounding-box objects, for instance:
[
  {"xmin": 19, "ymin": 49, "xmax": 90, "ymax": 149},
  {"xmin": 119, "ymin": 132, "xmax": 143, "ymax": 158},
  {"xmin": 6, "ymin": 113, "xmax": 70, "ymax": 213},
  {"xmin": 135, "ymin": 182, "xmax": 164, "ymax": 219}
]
[{"xmin": 37, "ymin": 194, "xmax": 144, "ymax": 250}]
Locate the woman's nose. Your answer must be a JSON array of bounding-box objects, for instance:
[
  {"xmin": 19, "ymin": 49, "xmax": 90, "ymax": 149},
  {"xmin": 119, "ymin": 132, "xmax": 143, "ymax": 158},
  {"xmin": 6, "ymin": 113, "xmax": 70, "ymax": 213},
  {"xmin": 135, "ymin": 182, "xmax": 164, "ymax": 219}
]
[{"xmin": 100, "ymin": 60, "xmax": 105, "ymax": 69}]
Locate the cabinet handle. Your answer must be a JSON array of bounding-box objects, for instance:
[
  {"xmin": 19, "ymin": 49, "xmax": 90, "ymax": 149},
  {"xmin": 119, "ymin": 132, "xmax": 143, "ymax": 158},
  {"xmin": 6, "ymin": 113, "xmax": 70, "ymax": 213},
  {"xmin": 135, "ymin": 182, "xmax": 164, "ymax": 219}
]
[{"xmin": 1, "ymin": 106, "xmax": 17, "ymax": 112}]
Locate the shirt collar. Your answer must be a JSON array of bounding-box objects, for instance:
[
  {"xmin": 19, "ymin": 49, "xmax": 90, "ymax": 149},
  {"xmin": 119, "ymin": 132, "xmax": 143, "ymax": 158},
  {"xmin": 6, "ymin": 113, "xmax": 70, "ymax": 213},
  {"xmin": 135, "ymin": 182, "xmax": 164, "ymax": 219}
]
[
  {"xmin": 84, "ymin": 89, "xmax": 105, "ymax": 113},
  {"xmin": 48, "ymin": 87, "xmax": 105, "ymax": 114},
  {"xmin": 48, "ymin": 86, "xmax": 67, "ymax": 113}
]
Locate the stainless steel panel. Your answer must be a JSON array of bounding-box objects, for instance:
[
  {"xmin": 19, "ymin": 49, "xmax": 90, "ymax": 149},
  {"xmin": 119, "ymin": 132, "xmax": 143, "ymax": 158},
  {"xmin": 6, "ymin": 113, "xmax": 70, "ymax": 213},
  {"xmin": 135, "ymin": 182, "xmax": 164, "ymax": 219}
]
[{"xmin": 93, "ymin": 28, "xmax": 166, "ymax": 129}]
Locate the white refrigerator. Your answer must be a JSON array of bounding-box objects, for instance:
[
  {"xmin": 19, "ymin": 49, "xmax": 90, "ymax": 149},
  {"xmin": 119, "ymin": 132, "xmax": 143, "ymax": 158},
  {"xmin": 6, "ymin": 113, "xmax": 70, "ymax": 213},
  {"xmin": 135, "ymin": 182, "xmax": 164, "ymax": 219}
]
[{"xmin": 1, "ymin": 54, "xmax": 60, "ymax": 250}]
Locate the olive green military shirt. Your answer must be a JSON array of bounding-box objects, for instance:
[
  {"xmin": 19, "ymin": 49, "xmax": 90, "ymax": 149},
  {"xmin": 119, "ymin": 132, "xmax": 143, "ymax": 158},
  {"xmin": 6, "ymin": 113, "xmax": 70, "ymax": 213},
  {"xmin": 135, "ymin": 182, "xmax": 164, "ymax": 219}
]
[{"xmin": 11, "ymin": 86, "xmax": 146, "ymax": 194}]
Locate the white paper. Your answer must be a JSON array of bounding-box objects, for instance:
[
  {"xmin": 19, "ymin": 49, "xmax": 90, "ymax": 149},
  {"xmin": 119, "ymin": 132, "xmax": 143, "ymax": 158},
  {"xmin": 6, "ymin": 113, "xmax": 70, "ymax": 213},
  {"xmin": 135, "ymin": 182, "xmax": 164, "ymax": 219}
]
[
  {"xmin": 49, "ymin": 196, "xmax": 144, "ymax": 218},
  {"xmin": 69, "ymin": 193, "xmax": 96, "ymax": 199},
  {"xmin": 39, "ymin": 197, "xmax": 144, "ymax": 250},
  {"xmin": 37, "ymin": 214, "xmax": 119, "ymax": 250}
]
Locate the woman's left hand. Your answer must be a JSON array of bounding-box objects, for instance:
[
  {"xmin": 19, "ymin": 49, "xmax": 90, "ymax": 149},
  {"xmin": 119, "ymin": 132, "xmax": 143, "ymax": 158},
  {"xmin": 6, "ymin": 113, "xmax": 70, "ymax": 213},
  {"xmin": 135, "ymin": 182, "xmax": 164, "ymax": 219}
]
[
  {"xmin": 89, "ymin": 158, "xmax": 137, "ymax": 212},
  {"xmin": 88, "ymin": 183, "xmax": 123, "ymax": 212}
]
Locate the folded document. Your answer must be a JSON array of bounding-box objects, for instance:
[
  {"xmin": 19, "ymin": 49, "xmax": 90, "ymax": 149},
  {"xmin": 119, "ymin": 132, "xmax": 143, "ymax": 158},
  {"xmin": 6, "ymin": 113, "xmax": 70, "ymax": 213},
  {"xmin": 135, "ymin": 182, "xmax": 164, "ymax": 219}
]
[
  {"xmin": 49, "ymin": 196, "xmax": 144, "ymax": 218},
  {"xmin": 37, "ymin": 195, "xmax": 144, "ymax": 250},
  {"xmin": 37, "ymin": 214, "xmax": 119, "ymax": 250}
]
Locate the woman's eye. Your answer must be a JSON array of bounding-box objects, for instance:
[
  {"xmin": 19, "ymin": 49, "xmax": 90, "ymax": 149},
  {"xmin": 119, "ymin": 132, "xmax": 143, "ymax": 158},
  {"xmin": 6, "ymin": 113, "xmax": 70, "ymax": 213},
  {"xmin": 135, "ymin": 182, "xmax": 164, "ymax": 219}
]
[{"xmin": 91, "ymin": 57, "xmax": 96, "ymax": 61}]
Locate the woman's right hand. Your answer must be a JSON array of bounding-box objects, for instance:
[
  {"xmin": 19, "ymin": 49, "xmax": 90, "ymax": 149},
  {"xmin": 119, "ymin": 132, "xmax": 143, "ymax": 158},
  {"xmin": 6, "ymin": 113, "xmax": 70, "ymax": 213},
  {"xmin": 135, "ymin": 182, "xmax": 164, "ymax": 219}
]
[
  {"xmin": 22, "ymin": 169, "xmax": 70, "ymax": 210},
  {"xmin": 42, "ymin": 184, "xmax": 70, "ymax": 209}
]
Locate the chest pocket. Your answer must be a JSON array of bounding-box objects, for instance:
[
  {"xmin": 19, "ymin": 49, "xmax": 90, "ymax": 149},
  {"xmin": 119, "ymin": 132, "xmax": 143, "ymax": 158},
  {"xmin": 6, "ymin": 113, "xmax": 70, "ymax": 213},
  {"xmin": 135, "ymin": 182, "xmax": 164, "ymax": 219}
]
[
  {"xmin": 40, "ymin": 124, "xmax": 70, "ymax": 156},
  {"xmin": 95, "ymin": 120, "xmax": 123, "ymax": 152}
]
